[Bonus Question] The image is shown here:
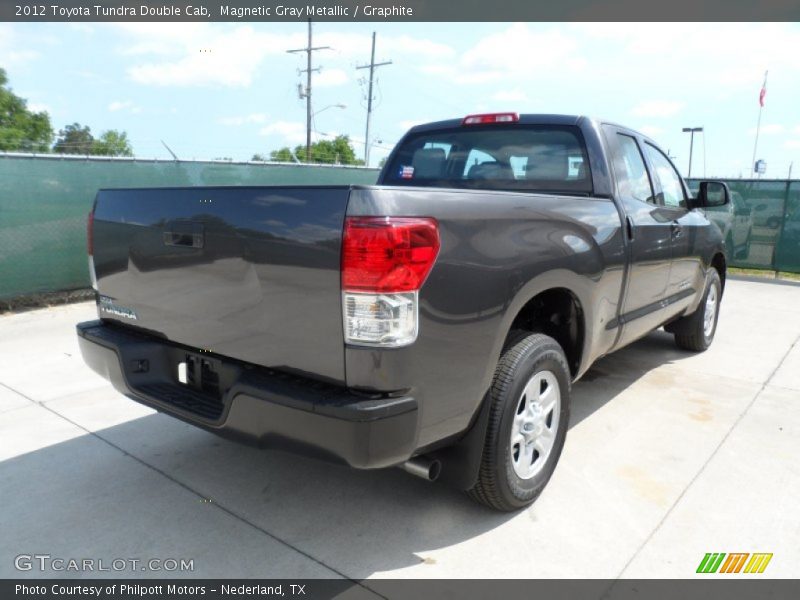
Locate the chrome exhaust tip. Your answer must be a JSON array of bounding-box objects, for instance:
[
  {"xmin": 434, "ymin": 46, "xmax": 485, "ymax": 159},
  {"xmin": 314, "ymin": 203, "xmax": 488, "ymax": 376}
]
[{"xmin": 400, "ymin": 457, "xmax": 442, "ymax": 482}]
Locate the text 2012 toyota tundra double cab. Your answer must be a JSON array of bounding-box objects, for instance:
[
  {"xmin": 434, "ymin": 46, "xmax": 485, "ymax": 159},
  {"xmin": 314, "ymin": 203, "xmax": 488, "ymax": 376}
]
[{"xmin": 77, "ymin": 114, "xmax": 731, "ymax": 511}]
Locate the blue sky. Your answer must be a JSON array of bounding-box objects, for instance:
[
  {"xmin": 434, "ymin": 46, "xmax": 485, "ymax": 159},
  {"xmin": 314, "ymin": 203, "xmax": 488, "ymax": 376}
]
[{"xmin": 2, "ymin": 21, "xmax": 799, "ymax": 176}]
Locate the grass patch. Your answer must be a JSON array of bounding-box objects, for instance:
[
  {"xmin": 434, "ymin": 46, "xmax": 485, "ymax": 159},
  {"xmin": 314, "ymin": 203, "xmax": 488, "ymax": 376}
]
[
  {"xmin": 729, "ymin": 267, "xmax": 800, "ymax": 282},
  {"xmin": 0, "ymin": 288, "xmax": 94, "ymax": 314}
]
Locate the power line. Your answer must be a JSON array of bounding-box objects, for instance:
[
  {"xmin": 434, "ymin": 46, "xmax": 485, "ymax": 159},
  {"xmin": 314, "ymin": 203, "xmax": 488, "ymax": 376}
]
[
  {"xmin": 356, "ymin": 32, "xmax": 392, "ymax": 166},
  {"xmin": 287, "ymin": 19, "xmax": 331, "ymax": 163}
]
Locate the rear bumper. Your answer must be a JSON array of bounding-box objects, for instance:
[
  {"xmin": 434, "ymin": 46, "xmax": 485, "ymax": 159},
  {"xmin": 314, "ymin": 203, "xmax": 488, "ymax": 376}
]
[{"xmin": 76, "ymin": 320, "xmax": 419, "ymax": 469}]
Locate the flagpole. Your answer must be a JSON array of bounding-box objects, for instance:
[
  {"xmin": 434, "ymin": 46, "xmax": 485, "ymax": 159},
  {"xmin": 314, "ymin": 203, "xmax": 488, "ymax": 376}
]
[{"xmin": 751, "ymin": 70, "xmax": 768, "ymax": 178}]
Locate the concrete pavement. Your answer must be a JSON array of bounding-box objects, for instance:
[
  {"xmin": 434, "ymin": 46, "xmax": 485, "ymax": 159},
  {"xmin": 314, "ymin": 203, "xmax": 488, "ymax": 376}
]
[{"xmin": 1, "ymin": 279, "xmax": 798, "ymax": 582}]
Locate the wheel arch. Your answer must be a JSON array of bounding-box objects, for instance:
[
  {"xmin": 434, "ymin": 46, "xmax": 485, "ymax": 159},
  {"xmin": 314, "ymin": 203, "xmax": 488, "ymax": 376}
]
[{"xmin": 492, "ymin": 270, "xmax": 595, "ymax": 381}]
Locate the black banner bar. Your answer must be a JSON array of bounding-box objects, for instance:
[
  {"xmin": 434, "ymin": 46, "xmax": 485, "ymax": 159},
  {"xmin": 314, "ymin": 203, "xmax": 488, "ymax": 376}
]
[
  {"xmin": 3, "ymin": 580, "xmax": 800, "ymax": 600},
  {"xmin": 3, "ymin": 0, "xmax": 800, "ymax": 22}
]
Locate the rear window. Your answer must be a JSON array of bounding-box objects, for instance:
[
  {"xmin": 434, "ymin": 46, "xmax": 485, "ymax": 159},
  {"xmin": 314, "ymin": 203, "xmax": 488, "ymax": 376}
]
[{"xmin": 383, "ymin": 125, "xmax": 592, "ymax": 194}]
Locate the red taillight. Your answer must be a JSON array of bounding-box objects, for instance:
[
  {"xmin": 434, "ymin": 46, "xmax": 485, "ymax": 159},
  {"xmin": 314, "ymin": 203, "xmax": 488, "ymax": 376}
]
[
  {"xmin": 87, "ymin": 210, "xmax": 94, "ymax": 255},
  {"xmin": 462, "ymin": 112, "xmax": 519, "ymax": 126},
  {"xmin": 342, "ymin": 217, "xmax": 440, "ymax": 293}
]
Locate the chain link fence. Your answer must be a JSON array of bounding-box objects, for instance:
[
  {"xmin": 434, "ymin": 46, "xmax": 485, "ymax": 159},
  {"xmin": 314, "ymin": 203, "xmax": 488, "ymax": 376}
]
[{"xmin": 0, "ymin": 154, "xmax": 379, "ymax": 301}]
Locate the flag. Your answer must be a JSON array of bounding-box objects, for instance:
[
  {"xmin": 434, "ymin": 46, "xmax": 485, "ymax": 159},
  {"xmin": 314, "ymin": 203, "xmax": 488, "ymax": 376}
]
[{"xmin": 759, "ymin": 71, "xmax": 768, "ymax": 107}]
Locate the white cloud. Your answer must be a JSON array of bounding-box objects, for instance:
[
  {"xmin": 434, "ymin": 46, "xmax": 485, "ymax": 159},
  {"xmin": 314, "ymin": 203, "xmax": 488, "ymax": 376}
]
[
  {"xmin": 631, "ymin": 101, "xmax": 685, "ymax": 118},
  {"xmin": 573, "ymin": 23, "xmax": 800, "ymax": 88},
  {"xmin": 784, "ymin": 140, "xmax": 800, "ymax": 149},
  {"xmin": 107, "ymin": 100, "xmax": 142, "ymax": 114},
  {"xmin": 398, "ymin": 119, "xmax": 430, "ymax": 131},
  {"xmin": 422, "ymin": 24, "xmax": 583, "ymax": 85},
  {"xmin": 378, "ymin": 35, "xmax": 454, "ymax": 60},
  {"xmin": 27, "ymin": 103, "xmax": 51, "ymax": 114},
  {"xmin": 748, "ymin": 124, "xmax": 784, "ymax": 135},
  {"xmin": 259, "ymin": 121, "xmax": 306, "ymax": 145},
  {"xmin": 219, "ymin": 113, "xmax": 268, "ymax": 126},
  {"xmin": 315, "ymin": 69, "xmax": 349, "ymax": 88},
  {"xmin": 638, "ymin": 125, "xmax": 664, "ymax": 138},
  {"xmin": 124, "ymin": 25, "xmax": 284, "ymax": 87},
  {"xmin": 113, "ymin": 23, "xmax": 451, "ymax": 88},
  {"xmin": 491, "ymin": 90, "xmax": 528, "ymax": 103},
  {"xmin": 0, "ymin": 25, "xmax": 39, "ymax": 67}
]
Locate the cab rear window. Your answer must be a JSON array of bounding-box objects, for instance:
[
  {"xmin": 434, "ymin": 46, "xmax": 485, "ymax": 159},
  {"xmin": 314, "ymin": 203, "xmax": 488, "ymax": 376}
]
[{"xmin": 384, "ymin": 125, "xmax": 592, "ymax": 194}]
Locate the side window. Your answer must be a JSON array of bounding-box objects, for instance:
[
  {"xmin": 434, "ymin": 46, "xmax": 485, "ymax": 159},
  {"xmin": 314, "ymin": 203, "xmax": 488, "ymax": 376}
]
[
  {"xmin": 644, "ymin": 143, "xmax": 686, "ymax": 208},
  {"xmin": 615, "ymin": 134, "xmax": 655, "ymax": 205}
]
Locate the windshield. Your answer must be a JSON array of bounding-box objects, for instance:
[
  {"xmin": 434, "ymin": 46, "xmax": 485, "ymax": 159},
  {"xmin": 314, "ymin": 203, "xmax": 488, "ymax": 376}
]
[{"xmin": 383, "ymin": 125, "xmax": 592, "ymax": 195}]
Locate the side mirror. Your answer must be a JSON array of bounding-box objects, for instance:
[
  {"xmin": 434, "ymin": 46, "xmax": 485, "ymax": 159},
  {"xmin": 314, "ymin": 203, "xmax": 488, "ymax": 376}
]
[{"xmin": 694, "ymin": 181, "xmax": 730, "ymax": 208}]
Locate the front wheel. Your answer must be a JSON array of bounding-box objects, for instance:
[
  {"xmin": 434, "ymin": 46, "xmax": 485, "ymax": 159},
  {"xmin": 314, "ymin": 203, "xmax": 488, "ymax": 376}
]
[
  {"xmin": 672, "ymin": 269, "xmax": 722, "ymax": 352},
  {"xmin": 467, "ymin": 332, "xmax": 571, "ymax": 512}
]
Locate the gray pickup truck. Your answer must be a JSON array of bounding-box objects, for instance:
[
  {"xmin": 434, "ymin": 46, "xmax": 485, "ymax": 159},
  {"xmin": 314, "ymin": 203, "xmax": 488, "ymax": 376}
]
[{"xmin": 77, "ymin": 114, "xmax": 730, "ymax": 511}]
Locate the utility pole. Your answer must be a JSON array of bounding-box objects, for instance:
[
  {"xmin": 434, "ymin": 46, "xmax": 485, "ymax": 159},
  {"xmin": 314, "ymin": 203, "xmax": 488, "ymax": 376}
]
[
  {"xmin": 287, "ymin": 20, "xmax": 330, "ymax": 162},
  {"xmin": 356, "ymin": 32, "xmax": 392, "ymax": 166}
]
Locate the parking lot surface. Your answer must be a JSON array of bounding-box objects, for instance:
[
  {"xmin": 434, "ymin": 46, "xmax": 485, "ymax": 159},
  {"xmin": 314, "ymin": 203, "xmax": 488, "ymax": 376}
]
[{"xmin": 1, "ymin": 279, "xmax": 798, "ymax": 581}]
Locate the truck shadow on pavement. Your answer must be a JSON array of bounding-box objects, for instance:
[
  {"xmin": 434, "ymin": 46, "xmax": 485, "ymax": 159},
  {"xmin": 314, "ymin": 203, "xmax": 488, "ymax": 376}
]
[{"xmin": 2, "ymin": 330, "xmax": 692, "ymax": 580}]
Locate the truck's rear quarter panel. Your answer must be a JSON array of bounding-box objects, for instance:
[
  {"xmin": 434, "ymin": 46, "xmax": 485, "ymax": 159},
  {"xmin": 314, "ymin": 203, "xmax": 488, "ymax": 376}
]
[{"xmin": 345, "ymin": 186, "xmax": 626, "ymax": 449}]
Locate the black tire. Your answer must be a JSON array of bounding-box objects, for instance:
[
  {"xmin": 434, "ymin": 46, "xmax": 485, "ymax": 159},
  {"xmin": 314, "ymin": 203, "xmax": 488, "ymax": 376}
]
[
  {"xmin": 673, "ymin": 269, "xmax": 722, "ymax": 352},
  {"xmin": 467, "ymin": 332, "xmax": 571, "ymax": 512}
]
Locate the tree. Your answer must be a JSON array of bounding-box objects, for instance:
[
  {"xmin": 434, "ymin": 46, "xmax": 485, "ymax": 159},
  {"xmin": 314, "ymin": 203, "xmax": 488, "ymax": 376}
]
[
  {"xmin": 92, "ymin": 130, "xmax": 133, "ymax": 157},
  {"xmin": 53, "ymin": 123, "xmax": 94, "ymax": 154},
  {"xmin": 307, "ymin": 135, "xmax": 363, "ymax": 165},
  {"xmin": 267, "ymin": 135, "xmax": 364, "ymax": 165},
  {"xmin": 53, "ymin": 124, "xmax": 134, "ymax": 156},
  {"xmin": 269, "ymin": 147, "xmax": 296, "ymax": 162},
  {"xmin": 0, "ymin": 68, "xmax": 54, "ymax": 152},
  {"xmin": 251, "ymin": 153, "xmax": 268, "ymax": 162}
]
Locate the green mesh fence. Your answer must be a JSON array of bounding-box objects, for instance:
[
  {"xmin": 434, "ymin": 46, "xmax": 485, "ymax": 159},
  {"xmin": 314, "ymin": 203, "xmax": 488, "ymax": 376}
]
[
  {"xmin": 687, "ymin": 179, "xmax": 799, "ymax": 273},
  {"xmin": 775, "ymin": 182, "xmax": 800, "ymax": 272},
  {"xmin": 0, "ymin": 155, "xmax": 379, "ymax": 300},
  {"xmin": 1, "ymin": 158, "xmax": 798, "ymax": 302}
]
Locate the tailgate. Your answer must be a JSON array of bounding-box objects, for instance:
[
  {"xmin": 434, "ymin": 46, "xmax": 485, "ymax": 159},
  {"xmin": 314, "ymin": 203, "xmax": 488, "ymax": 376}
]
[{"xmin": 92, "ymin": 186, "xmax": 351, "ymax": 383}]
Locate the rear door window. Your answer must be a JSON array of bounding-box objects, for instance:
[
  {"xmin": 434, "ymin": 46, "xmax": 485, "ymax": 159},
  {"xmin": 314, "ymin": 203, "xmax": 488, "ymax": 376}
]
[{"xmin": 384, "ymin": 125, "xmax": 592, "ymax": 194}]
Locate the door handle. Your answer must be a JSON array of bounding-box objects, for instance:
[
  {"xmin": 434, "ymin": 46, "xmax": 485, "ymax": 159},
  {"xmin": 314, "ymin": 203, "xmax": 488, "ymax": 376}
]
[
  {"xmin": 163, "ymin": 220, "xmax": 204, "ymax": 248},
  {"xmin": 671, "ymin": 221, "xmax": 683, "ymax": 237}
]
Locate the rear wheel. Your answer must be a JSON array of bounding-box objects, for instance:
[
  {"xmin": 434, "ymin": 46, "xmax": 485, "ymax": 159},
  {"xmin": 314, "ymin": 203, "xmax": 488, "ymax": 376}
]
[
  {"xmin": 468, "ymin": 333, "xmax": 571, "ymax": 512},
  {"xmin": 672, "ymin": 269, "xmax": 722, "ymax": 352}
]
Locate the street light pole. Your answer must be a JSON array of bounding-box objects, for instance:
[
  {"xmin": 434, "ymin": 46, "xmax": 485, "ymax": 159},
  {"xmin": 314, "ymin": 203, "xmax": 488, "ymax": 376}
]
[{"xmin": 682, "ymin": 127, "xmax": 703, "ymax": 178}]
